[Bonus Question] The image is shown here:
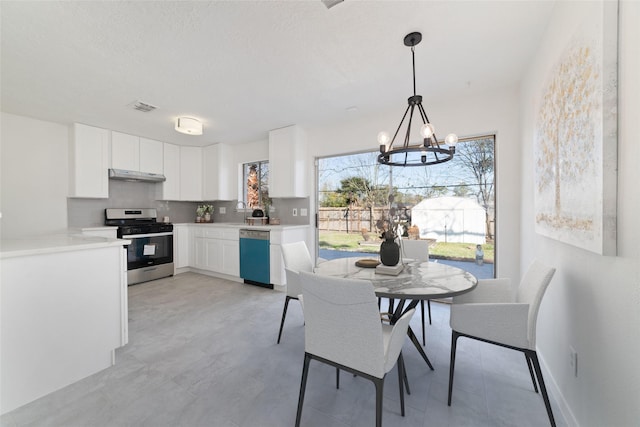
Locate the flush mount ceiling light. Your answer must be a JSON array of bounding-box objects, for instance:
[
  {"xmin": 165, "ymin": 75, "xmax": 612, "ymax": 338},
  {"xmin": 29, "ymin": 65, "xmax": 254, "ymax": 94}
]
[
  {"xmin": 175, "ymin": 117, "xmax": 203, "ymax": 135},
  {"xmin": 378, "ymin": 32, "xmax": 458, "ymax": 167}
]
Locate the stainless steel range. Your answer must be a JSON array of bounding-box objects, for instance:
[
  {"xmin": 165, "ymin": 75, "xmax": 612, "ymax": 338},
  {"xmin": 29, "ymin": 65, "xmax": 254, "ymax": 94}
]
[{"xmin": 105, "ymin": 208, "xmax": 174, "ymax": 285}]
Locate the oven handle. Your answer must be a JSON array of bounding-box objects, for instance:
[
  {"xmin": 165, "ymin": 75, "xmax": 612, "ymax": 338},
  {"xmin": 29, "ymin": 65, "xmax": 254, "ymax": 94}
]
[{"xmin": 123, "ymin": 232, "xmax": 174, "ymax": 239}]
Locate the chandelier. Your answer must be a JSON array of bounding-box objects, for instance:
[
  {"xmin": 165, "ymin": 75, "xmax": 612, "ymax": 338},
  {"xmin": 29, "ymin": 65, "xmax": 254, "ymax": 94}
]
[{"xmin": 377, "ymin": 32, "xmax": 458, "ymax": 167}]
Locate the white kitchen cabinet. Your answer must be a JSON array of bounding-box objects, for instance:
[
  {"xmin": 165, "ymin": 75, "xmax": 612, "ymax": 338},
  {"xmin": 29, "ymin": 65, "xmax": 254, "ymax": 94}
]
[
  {"xmin": 193, "ymin": 236, "xmax": 207, "ymax": 270},
  {"xmin": 180, "ymin": 146, "xmax": 203, "ymax": 201},
  {"xmin": 1, "ymin": 242, "xmax": 127, "ymax": 413},
  {"xmin": 162, "ymin": 143, "xmax": 181, "ymax": 200},
  {"xmin": 139, "ymin": 138, "xmax": 164, "ymax": 174},
  {"xmin": 220, "ymin": 239, "xmax": 240, "ymax": 276},
  {"xmin": 191, "ymin": 226, "xmax": 239, "ymax": 278},
  {"xmin": 203, "ymin": 143, "xmax": 235, "ymax": 201},
  {"xmin": 111, "ymin": 131, "xmax": 140, "ymax": 171},
  {"xmin": 173, "ymin": 224, "xmax": 191, "ymax": 269},
  {"xmin": 69, "ymin": 123, "xmax": 110, "ymax": 198},
  {"xmin": 269, "ymin": 226, "xmax": 310, "ymax": 286},
  {"xmin": 268, "ymin": 125, "xmax": 308, "ymax": 198},
  {"xmin": 112, "ymin": 132, "xmax": 164, "ymax": 175}
]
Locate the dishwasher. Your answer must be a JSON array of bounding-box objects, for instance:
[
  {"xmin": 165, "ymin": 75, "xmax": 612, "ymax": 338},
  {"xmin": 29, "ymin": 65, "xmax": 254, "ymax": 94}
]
[{"xmin": 239, "ymin": 229, "xmax": 272, "ymax": 288}]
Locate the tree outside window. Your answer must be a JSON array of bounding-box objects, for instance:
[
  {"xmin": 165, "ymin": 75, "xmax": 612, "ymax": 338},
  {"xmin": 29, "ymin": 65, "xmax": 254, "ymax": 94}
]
[{"xmin": 243, "ymin": 161, "xmax": 269, "ymax": 209}]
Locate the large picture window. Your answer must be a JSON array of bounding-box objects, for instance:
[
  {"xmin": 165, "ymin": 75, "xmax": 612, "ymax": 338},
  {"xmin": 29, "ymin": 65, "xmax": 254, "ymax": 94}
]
[
  {"xmin": 316, "ymin": 135, "xmax": 495, "ymax": 278},
  {"xmin": 243, "ymin": 161, "xmax": 269, "ymax": 209}
]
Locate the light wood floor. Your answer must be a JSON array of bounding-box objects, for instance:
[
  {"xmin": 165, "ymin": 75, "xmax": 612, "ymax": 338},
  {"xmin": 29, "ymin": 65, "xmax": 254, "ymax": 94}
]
[{"xmin": 1, "ymin": 272, "xmax": 566, "ymax": 426}]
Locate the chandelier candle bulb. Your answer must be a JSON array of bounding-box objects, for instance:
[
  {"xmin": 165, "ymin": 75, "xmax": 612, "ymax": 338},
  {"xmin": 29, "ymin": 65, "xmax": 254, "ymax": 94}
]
[
  {"xmin": 446, "ymin": 133, "xmax": 459, "ymax": 147},
  {"xmin": 420, "ymin": 123, "xmax": 434, "ymax": 139}
]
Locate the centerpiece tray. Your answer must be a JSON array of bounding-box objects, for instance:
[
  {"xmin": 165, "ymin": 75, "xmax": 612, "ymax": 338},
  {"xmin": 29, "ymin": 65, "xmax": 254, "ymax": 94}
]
[{"xmin": 355, "ymin": 259, "xmax": 380, "ymax": 268}]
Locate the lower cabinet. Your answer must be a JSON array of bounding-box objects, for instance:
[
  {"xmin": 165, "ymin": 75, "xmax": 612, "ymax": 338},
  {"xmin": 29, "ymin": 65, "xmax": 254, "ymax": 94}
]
[
  {"xmin": 178, "ymin": 224, "xmax": 308, "ymax": 285},
  {"xmin": 192, "ymin": 226, "xmax": 239, "ymax": 277},
  {"xmin": 174, "ymin": 224, "xmax": 191, "ymax": 269}
]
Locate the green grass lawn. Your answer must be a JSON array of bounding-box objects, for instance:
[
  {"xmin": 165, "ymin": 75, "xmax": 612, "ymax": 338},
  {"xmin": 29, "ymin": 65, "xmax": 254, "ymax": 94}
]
[{"xmin": 318, "ymin": 230, "xmax": 494, "ymax": 263}]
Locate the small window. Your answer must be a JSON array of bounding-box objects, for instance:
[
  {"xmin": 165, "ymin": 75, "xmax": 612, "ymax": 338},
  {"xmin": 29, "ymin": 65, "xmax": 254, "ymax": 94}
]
[{"xmin": 243, "ymin": 161, "xmax": 269, "ymax": 209}]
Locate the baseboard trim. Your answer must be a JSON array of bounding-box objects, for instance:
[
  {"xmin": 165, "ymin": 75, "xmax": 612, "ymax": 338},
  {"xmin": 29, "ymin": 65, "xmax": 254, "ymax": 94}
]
[{"xmin": 537, "ymin": 348, "xmax": 579, "ymax": 426}]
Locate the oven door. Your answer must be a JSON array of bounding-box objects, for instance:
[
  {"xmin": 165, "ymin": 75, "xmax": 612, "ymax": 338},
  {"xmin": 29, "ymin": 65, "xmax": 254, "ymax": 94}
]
[{"xmin": 124, "ymin": 232, "xmax": 174, "ymax": 270}]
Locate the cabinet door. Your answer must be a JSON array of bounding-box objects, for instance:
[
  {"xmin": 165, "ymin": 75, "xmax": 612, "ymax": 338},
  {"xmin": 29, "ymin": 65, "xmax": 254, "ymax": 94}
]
[
  {"xmin": 139, "ymin": 138, "xmax": 164, "ymax": 175},
  {"xmin": 162, "ymin": 143, "xmax": 180, "ymax": 200},
  {"xmin": 268, "ymin": 125, "xmax": 307, "ymax": 198},
  {"xmin": 111, "ymin": 131, "xmax": 140, "ymax": 171},
  {"xmin": 205, "ymin": 239, "xmax": 222, "ymax": 272},
  {"xmin": 194, "ymin": 237, "xmax": 207, "ymax": 270},
  {"xmin": 174, "ymin": 225, "xmax": 190, "ymax": 269},
  {"xmin": 221, "ymin": 240, "xmax": 240, "ymax": 277},
  {"xmin": 69, "ymin": 123, "xmax": 109, "ymax": 198},
  {"xmin": 202, "ymin": 144, "xmax": 235, "ymax": 201},
  {"xmin": 180, "ymin": 146, "xmax": 203, "ymax": 201}
]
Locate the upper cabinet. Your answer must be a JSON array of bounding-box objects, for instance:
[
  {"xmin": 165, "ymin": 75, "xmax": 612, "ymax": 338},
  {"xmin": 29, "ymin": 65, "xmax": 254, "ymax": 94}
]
[
  {"xmin": 139, "ymin": 138, "xmax": 164, "ymax": 175},
  {"xmin": 111, "ymin": 131, "xmax": 163, "ymax": 174},
  {"xmin": 111, "ymin": 131, "xmax": 139, "ymax": 171},
  {"xmin": 179, "ymin": 146, "xmax": 203, "ymax": 201},
  {"xmin": 203, "ymin": 144, "xmax": 236, "ymax": 201},
  {"xmin": 162, "ymin": 143, "xmax": 181, "ymax": 200},
  {"xmin": 69, "ymin": 123, "xmax": 110, "ymax": 198},
  {"xmin": 268, "ymin": 125, "xmax": 308, "ymax": 198}
]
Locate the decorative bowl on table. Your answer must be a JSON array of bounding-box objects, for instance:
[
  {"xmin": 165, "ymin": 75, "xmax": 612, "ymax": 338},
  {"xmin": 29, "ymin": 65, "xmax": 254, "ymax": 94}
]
[{"xmin": 355, "ymin": 259, "xmax": 381, "ymax": 268}]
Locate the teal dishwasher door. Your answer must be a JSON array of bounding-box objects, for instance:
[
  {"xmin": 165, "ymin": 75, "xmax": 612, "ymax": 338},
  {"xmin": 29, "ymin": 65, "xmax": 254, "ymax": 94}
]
[{"xmin": 239, "ymin": 229, "xmax": 271, "ymax": 288}]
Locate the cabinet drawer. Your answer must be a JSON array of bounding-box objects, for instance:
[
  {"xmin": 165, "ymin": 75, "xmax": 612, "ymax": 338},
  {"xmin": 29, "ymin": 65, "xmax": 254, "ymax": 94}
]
[{"xmin": 221, "ymin": 229, "xmax": 239, "ymax": 241}]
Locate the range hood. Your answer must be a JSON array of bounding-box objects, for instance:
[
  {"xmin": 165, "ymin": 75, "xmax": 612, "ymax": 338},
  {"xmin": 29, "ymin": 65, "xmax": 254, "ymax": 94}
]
[{"xmin": 108, "ymin": 168, "xmax": 166, "ymax": 182}]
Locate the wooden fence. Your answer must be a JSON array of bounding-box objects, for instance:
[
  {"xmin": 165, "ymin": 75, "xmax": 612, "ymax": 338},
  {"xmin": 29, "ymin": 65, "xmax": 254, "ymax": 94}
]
[{"xmin": 318, "ymin": 207, "xmax": 388, "ymax": 233}]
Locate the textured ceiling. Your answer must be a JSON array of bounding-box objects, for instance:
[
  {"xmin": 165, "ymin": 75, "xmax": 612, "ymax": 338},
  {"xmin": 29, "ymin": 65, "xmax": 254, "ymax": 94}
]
[{"xmin": 1, "ymin": 1, "xmax": 555, "ymax": 146}]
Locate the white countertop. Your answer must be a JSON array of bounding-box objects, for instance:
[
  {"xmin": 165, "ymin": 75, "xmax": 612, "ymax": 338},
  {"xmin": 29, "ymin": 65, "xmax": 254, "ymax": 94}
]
[
  {"xmin": 176, "ymin": 222, "xmax": 310, "ymax": 231},
  {"xmin": 1, "ymin": 233, "xmax": 130, "ymax": 259}
]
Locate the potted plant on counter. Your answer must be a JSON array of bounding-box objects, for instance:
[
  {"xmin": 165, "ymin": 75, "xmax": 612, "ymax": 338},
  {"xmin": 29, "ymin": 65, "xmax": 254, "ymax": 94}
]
[
  {"xmin": 196, "ymin": 205, "xmax": 206, "ymax": 223},
  {"xmin": 203, "ymin": 205, "xmax": 214, "ymax": 222}
]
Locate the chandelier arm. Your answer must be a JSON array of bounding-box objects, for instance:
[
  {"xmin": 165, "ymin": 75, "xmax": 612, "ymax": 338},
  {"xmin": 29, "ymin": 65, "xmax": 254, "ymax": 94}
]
[
  {"xmin": 404, "ymin": 104, "xmax": 415, "ymax": 147},
  {"xmin": 390, "ymin": 104, "xmax": 412, "ymax": 149}
]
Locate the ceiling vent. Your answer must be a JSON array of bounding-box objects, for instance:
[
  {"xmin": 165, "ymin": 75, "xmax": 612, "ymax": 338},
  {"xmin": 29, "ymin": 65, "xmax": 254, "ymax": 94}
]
[{"xmin": 129, "ymin": 100, "xmax": 158, "ymax": 113}]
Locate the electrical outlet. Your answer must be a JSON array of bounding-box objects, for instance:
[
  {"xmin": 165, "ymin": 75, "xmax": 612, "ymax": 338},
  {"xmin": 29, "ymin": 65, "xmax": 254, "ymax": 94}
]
[
  {"xmin": 300, "ymin": 208, "xmax": 308, "ymax": 216},
  {"xmin": 219, "ymin": 207, "xmax": 226, "ymax": 214},
  {"xmin": 569, "ymin": 346, "xmax": 578, "ymax": 377},
  {"xmin": 292, "ymin": 208, "xmax": 298, "ymax": 216}
]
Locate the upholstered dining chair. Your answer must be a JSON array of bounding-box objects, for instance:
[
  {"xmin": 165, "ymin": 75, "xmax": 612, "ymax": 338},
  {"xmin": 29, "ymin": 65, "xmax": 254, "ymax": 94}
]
[
  {"xmin": 295, "ymin": 271, "xmax": 415, "ymax": 427},
  {"xmin": 277, "ymin": 241, "xmax": 314, "ymax": 344},
  {"xmin": 448, "ymin": 260, "xmax": 557, "ymax": 426},
  {"xmin": 400, "ymin": 239, "xmax": 431, "ymax": 345}
]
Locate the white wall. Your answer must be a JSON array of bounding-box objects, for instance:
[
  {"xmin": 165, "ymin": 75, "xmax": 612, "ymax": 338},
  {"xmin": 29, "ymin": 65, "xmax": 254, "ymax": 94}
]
[
  {"xmin": 0, "ymin": 113, "xmax": 68, "ymax": 238},
  {"xmin": 520, "ymin": 1, "xmax": 640, "ymax": 425},
  {"xmin": 305, "ymin": 86, "xmax": 523, "ymax": 281}
]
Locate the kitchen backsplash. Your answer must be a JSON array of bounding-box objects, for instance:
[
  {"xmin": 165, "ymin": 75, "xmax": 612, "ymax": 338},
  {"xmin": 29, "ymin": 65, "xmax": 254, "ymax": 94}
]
[{"xmin": 67, "ymin": 180, "xmax": 311, "ymax": 227}]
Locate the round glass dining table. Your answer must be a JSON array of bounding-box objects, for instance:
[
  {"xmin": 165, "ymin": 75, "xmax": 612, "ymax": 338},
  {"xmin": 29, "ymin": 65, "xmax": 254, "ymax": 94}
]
[{"xmin": 314, "ymin": 257, "xmax": 478, "ymax": 370}]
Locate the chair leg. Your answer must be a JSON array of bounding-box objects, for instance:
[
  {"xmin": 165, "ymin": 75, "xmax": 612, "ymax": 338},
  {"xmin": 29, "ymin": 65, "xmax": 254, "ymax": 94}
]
[
  {"xmin": 420, "ymin": 300, "xmax": 426, "ymax": 345},
  {"xmin": 374, "ymin": 377, "xmax": 384, "ymax": 427},
  {"xmin": 397, "ymin": 354, "xmax": 405, "ymax": 416},
  {"xmin": 528, "ymin": 350, "xmax": 557, "ymax": 427},
  {"xmin": 525, "ymin": 353, "xmax": 539, "ymax": 393},
  {"xmin": 336, "ymin": 367, "xmax": 340, "ymax": 389},
  {"xmin": 399, "ymin": 352, "xmax": 410, "ymax": 395},
  {"xmin": 448, "ymin": 330, "xmax": 459, "ymax": 406},
  {"xmin": 427, "ymin": 299, "xmax": 432, "ymax": 325},
  {"xmin": 277, "ymin": 296, "xmax": 292, "ymax": 344},
  {"xmin": 295, "ymin": 353, "xmax": 311, "ymax": 427}
]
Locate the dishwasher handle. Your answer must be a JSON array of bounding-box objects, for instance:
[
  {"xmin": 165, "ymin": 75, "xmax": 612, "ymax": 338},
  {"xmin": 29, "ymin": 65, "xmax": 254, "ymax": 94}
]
[{"xmin": 239, "ymin": 229, "xmax": 270, "ymax": 240}]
